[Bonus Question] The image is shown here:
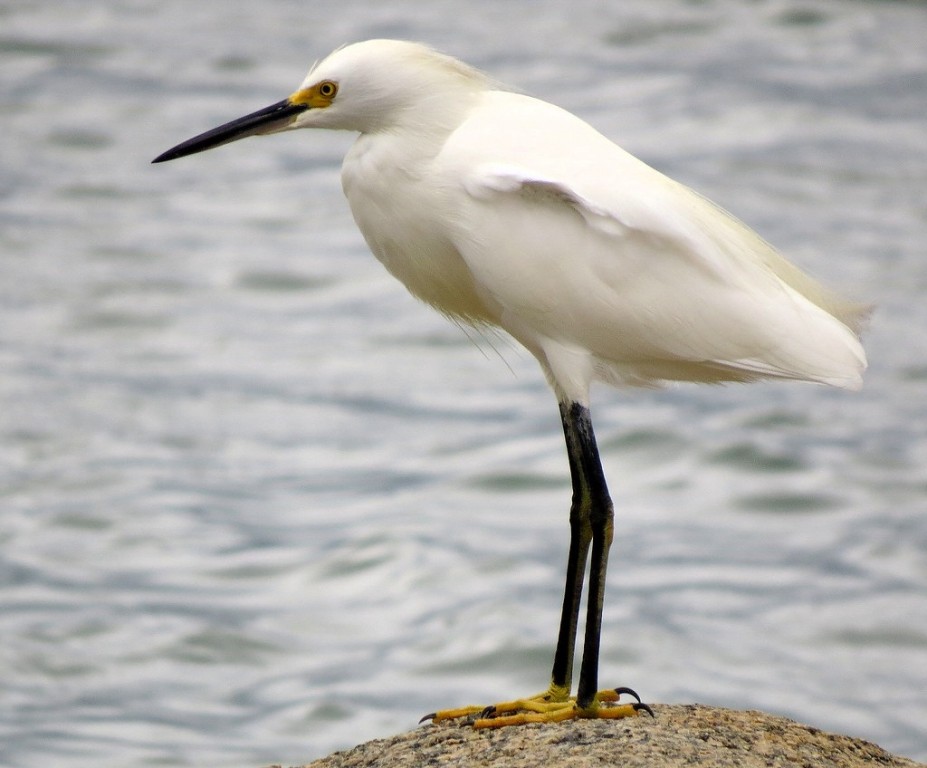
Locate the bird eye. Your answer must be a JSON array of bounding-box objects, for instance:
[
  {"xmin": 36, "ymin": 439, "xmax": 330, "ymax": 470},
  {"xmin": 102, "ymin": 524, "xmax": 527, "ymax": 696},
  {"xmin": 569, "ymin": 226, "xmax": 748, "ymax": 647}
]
[{"xmin": 318, "ymin": 81, "xmax": 338, "ymax": 99}]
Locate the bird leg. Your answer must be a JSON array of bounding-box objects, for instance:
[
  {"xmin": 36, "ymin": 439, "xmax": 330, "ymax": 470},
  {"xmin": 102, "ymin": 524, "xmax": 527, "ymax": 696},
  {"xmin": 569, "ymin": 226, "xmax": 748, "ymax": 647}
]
[
  {"xmin": 548, "ymin": 401, "xmax": 594, "ymax": 700},
  {"xmin": 424, "ymin": 402, "xmax": 651, "ymax": 728}
]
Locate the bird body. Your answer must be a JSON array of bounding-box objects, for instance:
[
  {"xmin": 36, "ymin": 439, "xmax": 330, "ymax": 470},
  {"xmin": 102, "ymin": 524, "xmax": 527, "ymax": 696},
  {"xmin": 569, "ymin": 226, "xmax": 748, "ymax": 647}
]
[
  {"xmin": 321, "ymin": 42, "xmax": 867, "ymax": 403},
  {"xmin": 153, "ymin": 39, "xmax": 867, "ymax": 727}
]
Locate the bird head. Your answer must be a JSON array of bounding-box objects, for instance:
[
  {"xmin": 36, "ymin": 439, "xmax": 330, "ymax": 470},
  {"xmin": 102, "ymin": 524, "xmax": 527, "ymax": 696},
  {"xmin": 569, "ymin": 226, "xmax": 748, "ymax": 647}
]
[{"xmin": 152, "ymin": 40, "xmax": 488, "ymax": 163}]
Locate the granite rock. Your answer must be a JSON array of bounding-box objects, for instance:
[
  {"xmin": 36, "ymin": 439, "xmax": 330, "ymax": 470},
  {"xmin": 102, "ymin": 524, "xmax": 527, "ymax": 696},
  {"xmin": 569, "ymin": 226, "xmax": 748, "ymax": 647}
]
[{"xmin": 278, "ymin": 704, "xmax": 924, "ymax": 768}]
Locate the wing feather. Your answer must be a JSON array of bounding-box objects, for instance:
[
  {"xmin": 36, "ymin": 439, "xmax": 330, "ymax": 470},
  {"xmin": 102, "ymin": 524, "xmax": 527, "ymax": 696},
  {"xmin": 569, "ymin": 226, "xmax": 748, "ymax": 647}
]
[{"xmin": 438, "ymin": 91, "xmax": 867, "ymax": 389}]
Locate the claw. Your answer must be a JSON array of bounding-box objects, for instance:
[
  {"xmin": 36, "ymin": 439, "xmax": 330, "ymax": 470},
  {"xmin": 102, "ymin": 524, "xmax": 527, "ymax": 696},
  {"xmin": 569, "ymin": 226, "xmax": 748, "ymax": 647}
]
[
  {"xmin": 632, "ymin": 702, "xmax": 655, "ymax": 717},
  {"xmin": 419, "ymin": 712, "xmax": 437, "ymax": 724},
  {"xmin": 480, "ymin": 705, "xmax": 497, "ymax": 719},
  {"xmin": 613, "ymin": 686, "xmax": 642, "ymax": 704}
]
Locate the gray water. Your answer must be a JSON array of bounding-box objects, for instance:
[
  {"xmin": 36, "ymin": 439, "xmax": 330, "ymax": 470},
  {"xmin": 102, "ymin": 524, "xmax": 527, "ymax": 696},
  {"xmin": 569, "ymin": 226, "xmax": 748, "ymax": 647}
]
[{"xmin": 2, "ymin": 1, "xmax": 926, "ymax": 766}]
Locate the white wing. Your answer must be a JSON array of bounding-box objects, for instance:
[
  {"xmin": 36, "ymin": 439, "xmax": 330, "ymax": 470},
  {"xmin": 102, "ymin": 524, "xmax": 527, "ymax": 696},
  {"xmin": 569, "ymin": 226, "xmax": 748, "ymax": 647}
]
[{"xmin": 435, "ymin": 91, "xmax": 867, "ymax": 393}]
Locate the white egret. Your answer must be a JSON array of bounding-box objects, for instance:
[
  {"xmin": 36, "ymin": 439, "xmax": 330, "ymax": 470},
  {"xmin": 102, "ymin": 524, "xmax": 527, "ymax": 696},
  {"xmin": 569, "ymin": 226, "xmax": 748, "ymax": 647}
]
[{"xmin": 153, "ymin": 39, "xmax": 868, "ymax": 727}]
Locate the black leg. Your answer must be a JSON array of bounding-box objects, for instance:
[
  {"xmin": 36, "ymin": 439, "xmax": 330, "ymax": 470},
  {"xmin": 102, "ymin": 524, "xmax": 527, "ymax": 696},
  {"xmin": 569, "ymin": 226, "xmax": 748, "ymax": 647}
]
[
  {"xmin": 425, "ymin": 400, "xmax": 642, "ymax": 728},
  {"xmin": 550, "ymin": 402, "xmax": 593, "ymax": 695},
  {"xmin": 550, "ymin": 401, "xmax": 613, "ymax": 708}
]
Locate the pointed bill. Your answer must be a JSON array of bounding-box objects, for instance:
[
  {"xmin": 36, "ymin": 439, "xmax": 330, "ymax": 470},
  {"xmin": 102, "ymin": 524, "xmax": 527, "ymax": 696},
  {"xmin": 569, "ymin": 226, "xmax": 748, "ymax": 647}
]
[{"xmin": 152, "ymin": 98, "xmax": 308, "ymax": 163}]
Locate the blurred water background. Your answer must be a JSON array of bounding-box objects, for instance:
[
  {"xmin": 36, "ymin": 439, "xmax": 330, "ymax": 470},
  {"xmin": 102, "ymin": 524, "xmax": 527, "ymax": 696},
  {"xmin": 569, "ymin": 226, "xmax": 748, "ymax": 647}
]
[{"xmin": 2, "ymin": 1, "xmax": 926, "ymax": 766}]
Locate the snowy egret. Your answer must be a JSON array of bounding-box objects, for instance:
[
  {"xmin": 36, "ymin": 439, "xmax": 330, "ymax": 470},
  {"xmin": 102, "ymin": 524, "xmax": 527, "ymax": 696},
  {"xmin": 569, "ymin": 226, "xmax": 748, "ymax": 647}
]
[{"xmin": 153, "ymin": 39, "xmax": 868, "ymax": 727}]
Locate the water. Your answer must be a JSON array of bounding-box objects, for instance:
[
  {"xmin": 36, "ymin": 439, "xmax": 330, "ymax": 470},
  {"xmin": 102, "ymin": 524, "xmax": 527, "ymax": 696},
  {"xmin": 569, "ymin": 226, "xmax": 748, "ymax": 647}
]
[{"xmin": 2, "ymin": 1, "xmax": 926, "ymax": 766}]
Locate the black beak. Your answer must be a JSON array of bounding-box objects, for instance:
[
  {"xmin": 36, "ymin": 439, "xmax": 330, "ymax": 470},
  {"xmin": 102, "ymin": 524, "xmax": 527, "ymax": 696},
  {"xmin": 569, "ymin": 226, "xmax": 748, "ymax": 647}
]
[{"xmin": 152, "ymin": 99, "xmax": 309, "ymax": 163}]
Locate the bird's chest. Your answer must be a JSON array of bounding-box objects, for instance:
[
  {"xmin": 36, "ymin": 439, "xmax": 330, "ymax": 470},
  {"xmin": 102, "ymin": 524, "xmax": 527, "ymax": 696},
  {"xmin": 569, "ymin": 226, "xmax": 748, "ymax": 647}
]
[{"xmin": 342, "ymin": 136, "xmax": 493, "ymax": 323}]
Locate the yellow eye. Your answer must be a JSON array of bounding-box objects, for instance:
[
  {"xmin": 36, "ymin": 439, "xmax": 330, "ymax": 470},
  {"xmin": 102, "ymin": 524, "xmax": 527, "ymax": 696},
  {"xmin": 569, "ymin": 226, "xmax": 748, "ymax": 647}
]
[{"xmin": 288, "ymin": 81, "xmax": 338, "ymax": 108}]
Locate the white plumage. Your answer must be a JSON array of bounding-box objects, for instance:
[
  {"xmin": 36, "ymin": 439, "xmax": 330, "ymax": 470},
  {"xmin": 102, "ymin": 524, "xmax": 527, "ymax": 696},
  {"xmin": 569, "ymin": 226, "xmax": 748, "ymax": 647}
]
[
  {"xmin": 320, "ymin": 41, "xmax": 868, "ymax": 403},
  {"xmin": 153, "ymin": 39, "xmax": 868, "ymax": 727}
]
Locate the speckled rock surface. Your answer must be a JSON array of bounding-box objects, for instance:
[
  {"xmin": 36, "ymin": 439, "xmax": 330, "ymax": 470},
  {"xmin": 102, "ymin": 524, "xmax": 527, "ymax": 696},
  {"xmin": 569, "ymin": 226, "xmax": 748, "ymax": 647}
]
[{"xmin": 280, "ymin": 704, "xmax": 925, "ymax": 768}]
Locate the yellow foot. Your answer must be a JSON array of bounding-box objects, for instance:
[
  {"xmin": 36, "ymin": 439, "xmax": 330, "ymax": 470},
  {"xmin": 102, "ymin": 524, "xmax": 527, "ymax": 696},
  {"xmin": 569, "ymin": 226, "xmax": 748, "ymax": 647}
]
[{"xmin": 422, "ymin": 686, "xmax": 653, "ymax": 729}]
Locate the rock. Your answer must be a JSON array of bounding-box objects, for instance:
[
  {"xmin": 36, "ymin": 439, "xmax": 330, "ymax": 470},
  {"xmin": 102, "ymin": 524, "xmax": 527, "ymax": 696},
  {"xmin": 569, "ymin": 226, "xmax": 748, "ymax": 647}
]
[{"xmin": 280, "ymin": 704, "xmax": 925, "ymax": 768}]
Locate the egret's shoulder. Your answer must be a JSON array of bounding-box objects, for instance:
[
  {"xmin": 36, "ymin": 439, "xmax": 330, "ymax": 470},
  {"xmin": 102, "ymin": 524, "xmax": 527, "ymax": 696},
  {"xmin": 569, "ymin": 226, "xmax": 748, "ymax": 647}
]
[
  {"xmin": 441, "ymin": 92, "xmax": 683, "ymax": 236},
  {"xmin": 461, "ymin": 91, "xmax": 613, "ymax": 145}
]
